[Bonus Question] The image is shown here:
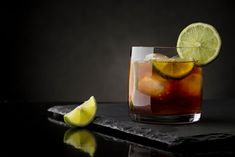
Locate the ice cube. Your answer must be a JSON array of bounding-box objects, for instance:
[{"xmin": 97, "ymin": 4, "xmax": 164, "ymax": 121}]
[
  {"xmin": 144, "ymin": 53, "xmax": 169, "ymax": 61},
  {"xmin": 177, "ymin": 72, "xmax": 202, "ymax": 97},
  {"xmin": 138, "ymin": 74, "xmax": 171, "ymax": 98},
  {"xmin": 171, "ymin": 55, "xmax": 180, "ymax": 59}
]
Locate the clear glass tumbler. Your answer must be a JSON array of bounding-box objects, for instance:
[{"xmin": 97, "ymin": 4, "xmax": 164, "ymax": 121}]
[{"xmin": 128, "ymin": 46, "xmax": 203, "ymax": 124}]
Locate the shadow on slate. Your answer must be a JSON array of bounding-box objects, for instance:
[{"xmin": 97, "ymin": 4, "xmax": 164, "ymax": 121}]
[{"xmin": 48, "ymin": 99, "xmax": 235, "ymax": 152}]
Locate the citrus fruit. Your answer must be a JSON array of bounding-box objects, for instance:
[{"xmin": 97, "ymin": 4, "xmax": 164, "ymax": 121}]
[
  {"xmin": 177, "ymin": 22, "xmax": 221, "ymax": 65},
  {"xmin": 151, "ymin": 59, "xmax": 195, "ymax": 79},
  {"xmin": 64, "ymin": 96, "xmax": 97, "ymax": 127}
]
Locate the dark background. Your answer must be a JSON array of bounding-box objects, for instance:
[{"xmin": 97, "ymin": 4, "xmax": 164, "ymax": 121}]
[{"xmin": 1, "ymin": 0, "xmax": 235, "ymax": 102}]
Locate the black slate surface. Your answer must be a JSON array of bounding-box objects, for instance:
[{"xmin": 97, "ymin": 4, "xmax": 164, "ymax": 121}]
[{"xmin": 48, "ymin": 99, "xmax": 235, "ymax": 149}]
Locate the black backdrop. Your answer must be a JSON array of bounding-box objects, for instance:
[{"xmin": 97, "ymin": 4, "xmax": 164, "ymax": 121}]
[{"xmin": 1, "ymin": 0, "xmax": 235, "ymax": 102}]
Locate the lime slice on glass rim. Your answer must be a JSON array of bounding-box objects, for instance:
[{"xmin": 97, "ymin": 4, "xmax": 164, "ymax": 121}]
[
  {"xmin": 177, "ymin": 22, "xmax": 221, "ymax": 66},
  {"xmin": 64, "ymin": 96, "xmax": 97, "ymax": 127},
  {"xmin": 151, "ymin": 59, "xmax": 195, "ymax": 79}
]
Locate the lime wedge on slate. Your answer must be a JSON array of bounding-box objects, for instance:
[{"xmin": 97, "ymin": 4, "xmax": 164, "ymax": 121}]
[{"xmin": 64, "ymin": 96, "xmax": 97, "ymax": 127}]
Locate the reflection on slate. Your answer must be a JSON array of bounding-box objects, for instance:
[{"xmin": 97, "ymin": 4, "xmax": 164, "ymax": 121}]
[
  {"xmin": 63, "ymin": 128, "xmax": 97, "ymax": 157},
  {"xmin": 61, "ymin": 127, "xmax": 179, "ymax": 157},
  {"xmin": 48, "ymin": 99, "xmax": 235, "ymax": 151}
]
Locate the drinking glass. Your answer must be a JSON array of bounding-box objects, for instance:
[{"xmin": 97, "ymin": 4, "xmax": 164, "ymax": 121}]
[{"xmin": 128, "ymin": 46, "xmax": 203, "ymax": 124}]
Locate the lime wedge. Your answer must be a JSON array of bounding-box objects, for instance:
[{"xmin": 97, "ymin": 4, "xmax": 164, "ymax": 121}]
[
  {"xmin": 152, "ymin": 59, "xmax": 194, "ymax": 79},
  {"xmin": 64, "ymin": 96, "xmax": 97, "ymax": 127},
  {"xmin": 177, "ymin": 22, "xmax": 221, "ymax": 65},
  {"xmin": 64, "ymin": 129, "xmax": 96, "ymax": 157}
]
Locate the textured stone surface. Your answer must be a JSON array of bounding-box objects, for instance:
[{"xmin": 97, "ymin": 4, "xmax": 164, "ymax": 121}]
[{"xmin": 48, "ymin": 99, "xmax": 235, "ymax": 148}]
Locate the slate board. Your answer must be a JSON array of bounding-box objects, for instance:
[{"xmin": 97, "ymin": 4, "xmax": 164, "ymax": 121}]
[{"xmin": 48, "ymin": 99, "xmax": 235, "ymax": 150}]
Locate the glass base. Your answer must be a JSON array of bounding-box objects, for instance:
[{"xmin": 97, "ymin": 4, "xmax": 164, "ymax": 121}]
[{"xmin": 129, "ymin": 112, "xmax": 201, "ymax": 124}]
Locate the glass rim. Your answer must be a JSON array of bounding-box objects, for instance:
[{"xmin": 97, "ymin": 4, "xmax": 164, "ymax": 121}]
[{"xmin": 131, "ymin": 46, "xmax": 197, "ymax": 49}]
